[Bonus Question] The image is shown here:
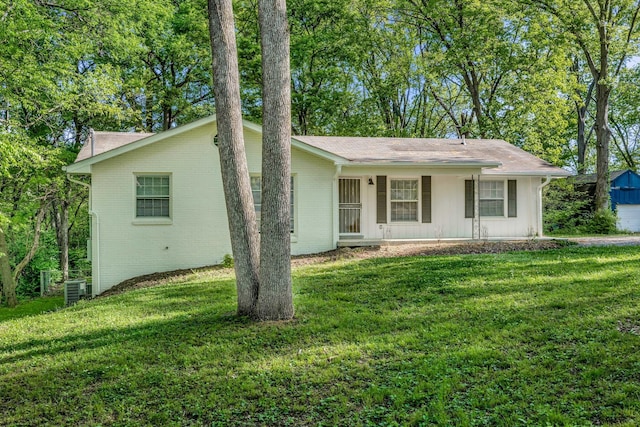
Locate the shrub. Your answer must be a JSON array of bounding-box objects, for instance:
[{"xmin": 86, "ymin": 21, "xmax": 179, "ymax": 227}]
[
  {"xmin": 543, "ymin": 180, "xmax": 591, "ymax": 234},
  {"xmin": 221, "ymin": 254, "xmax": 234, "ymax": 268},
  {"xmin": 582, "ymin": 209, "xmax": 618, "ymax": 234}
]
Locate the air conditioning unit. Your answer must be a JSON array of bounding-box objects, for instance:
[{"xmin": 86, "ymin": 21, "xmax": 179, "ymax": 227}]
[{"xmin": 64, "ymin": 280, "xmax": 87, "ymax": 306}]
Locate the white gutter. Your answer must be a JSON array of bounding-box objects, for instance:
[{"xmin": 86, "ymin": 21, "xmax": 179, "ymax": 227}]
[
  {"xmin": 332, "ymin": 163, "xmax": 342, "ymax": 248},
  {"xmin": 66, "ymin": 175, "xmax": 100, "ymax": 296},
  {"xmin": 337, "ymin": 160, "xmax": 502, "ymax": 168},
  {"xmin": 537, "ymin": 175, "xmax": 552, "ymax": 237}
]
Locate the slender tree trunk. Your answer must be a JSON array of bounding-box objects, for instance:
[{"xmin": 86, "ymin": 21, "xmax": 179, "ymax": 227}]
[
  {"xmin": 0, "ymin": 226, "xmax": 17, "ymax": 308},
  {"xmin": 208, "ymin": 0, "xmax": 261, "ymax": 316},
  {"xmin": 256, "ymin": 0, "xmax": 293, "ymax": 321},
  {"xmin": 576, "ymin": 103, "xmax": 587, "ymax": 175},
  {"xmin": 52, "ymin": 193, "xmax": 70, "ymax": 281},
  {"xmin": 13, "ymin": 203, "xmax": 48, "ymax": 284},
  {"xmin": 576, "ymin": 79, "xmax": 595, "ymax": 175}
]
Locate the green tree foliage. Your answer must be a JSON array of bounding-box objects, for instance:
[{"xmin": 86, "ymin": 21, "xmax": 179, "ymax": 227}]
[
  {"xmin": 0, "ymin": 130, "xmax": 53, "ymax": 306},
  {"xmin": 4, "ymin": 0, "xmax": 640, "ymax": 305},
  {"xmin": 523, "ymin": 0, "xmax": 640, "ymax": 210},
  {"xmin": 610, "ymin": 65, "xmax": 640, "ymax": 170},
  {"xmin": 397, "ymin": 0, "xmax": 574, "ymax": 162}
]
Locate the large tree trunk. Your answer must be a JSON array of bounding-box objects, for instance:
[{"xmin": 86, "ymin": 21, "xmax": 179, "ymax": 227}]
[
  {"xmin": 593, "ymin": 10, "xmax": 611, "ymax": 214},
  {"xmin": 594, "ymin": 81, "xmax": 611, "ymax": 212},
  {"xmin": 256, "ymin": 0, "xmax": 293, "ymax": 320},
  {"xmin": 0, "ymin": 226, "xmax": 17, "ymax": 308},
  {"xmin": 208, "ymin": 0, "xmax": 261, "ymax": 316}
]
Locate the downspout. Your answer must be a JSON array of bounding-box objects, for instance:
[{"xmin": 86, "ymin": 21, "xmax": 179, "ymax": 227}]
[
  {"xmin": 332, "ymin": 163, "xmax": 342, "ymax": 248},
  {"xmin": 537, "ymin": 175, "xmax": 552, "ymax": 237},
  {"xmin": 67, "ymin": 175, "xmax": 99, "ymax": 296}
]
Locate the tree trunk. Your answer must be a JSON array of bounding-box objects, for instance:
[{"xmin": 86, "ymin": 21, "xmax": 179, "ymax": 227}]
[
  {"xmin": 576, "ymin": 79, "xmax": 595, "ymax": 175},
  {"xmin": 208, "ymin": 0, "xmax": 261, "ymax": 316},
  {"xmin": 576, "ymin": 102, "xmax": 587, "ymax": 175},
  {"xmin": 256, "ymin": 0, "xmax": 293, "ymax": 321},
  {"xmin": 0, "ymin": 226, "xmax": 17, "ymax": 308},
  {"xmin": 594, "ymin": 81, "xmax": 611, "ymax": 212},
  {"xmin": 593, "ymin": 10, "xmax": 611, "ymax": 214},
  {"xmin": 52, "ymin": 194, "xmax": 70, "ymax": 281}
]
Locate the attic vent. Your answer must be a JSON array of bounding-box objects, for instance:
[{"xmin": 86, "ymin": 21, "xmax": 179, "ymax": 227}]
[{"xmin": 64, "ymin": 280, "xmax": 87, "ymax": 306}]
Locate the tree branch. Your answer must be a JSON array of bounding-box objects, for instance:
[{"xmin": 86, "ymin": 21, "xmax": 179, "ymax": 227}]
[{"xmin": 12, "ymin": 201, "xmax": 48, "ymax": 282}]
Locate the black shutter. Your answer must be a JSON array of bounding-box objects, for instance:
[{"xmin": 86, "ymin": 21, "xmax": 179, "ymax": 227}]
[
  {"xmin": 465, "ymin": 180, "xmax": 474, "ymax": 218},
  {"xmin": 508, "ymin": 180, "xmax": 517, "ymax": 217},
  {"xmin": 421, "ymin": 176, "xmax": 432, "ymax": 223},
  {"xmin": 376, "ymin": 175, "xmax": 387, "ymax": 223}
]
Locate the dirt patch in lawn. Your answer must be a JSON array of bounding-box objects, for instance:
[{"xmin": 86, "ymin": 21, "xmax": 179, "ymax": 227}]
[{"xmin": 99, "ymin": 240, "xmax": 569, "ymax": 298}]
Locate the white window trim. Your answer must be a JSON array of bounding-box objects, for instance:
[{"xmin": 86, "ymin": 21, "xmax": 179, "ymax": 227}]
[
  {"xmin": 479, "ymin": 179, "xmax": 505, "ymax": 218},
  {"xmin": 132, "ymin": 173, "xmax": 173, "ymax": 225},
  {"xmin": 389, "ymin": 177, "xmax": 420, "ymax": 223}
]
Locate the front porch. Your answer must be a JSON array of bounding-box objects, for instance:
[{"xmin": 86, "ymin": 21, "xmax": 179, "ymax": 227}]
[{"xmin": 337, "ymin": 236, "xmax": 556, "ymax": 247}]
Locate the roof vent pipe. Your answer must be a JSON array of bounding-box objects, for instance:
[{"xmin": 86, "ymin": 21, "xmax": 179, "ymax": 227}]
[
  {"xmin": 461, "ymin": 135, "xmax": 466, "ymax": 145},
  {"xmin": 90, "ymin": 128, "xmax": 95, "ymax": 157}
]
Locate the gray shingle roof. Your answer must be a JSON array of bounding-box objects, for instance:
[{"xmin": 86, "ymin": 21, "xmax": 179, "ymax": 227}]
[
  {"xmin": 573, "ymin": 170, "xmax": 629, "ymax": 184},
  {"xmin": 73, "ymin": 126, "xmax": 569, "ymax": 177},
  {"xmin": 293, "ymin": 136, "xmax": 569, "ymax": 176},
  {"xmin": 76, "ymin": 131, "xmax": 154, "ymax": 162}
]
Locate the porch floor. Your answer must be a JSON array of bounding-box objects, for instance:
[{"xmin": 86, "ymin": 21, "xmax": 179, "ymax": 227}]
[{"xmin": 337, "ymin": 237, "xmax": 559, "ymax": 247}]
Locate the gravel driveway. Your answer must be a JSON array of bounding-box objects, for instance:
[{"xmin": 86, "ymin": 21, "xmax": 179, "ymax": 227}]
[{"xmin": 569, "ymin": 235, "xmax": 640, "ymax": 247}]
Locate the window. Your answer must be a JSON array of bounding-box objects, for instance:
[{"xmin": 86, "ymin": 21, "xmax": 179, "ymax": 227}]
[
  {"xmin": 479, "ymin": 180, "xmax": 504, "ymax": 217},
  {"xmin": 390, "ymin": 179, "xmax": 418, "ymax": 222},
  {"xmin": 136, "ymin": 175, "xmax": 170, "ymax": 217},
  {"xmin": 251, "ymin": 176, "xmax": 294, "ymax": 232}
]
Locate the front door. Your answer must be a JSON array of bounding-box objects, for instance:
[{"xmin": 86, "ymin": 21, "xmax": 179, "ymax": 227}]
[{"xmin": 339, "ymin": 178, "xmax": 361, "ymax": 234}]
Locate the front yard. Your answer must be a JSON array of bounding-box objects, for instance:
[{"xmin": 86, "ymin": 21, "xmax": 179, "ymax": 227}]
[{"xmin": 1, "ymin": 245, "xmax": 639, "ymax": 426}]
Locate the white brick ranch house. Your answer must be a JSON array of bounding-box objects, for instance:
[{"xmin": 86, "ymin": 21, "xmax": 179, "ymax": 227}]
[{"xmin": 64, "ymin": 115, "xmax": 569, "ymax": 295}]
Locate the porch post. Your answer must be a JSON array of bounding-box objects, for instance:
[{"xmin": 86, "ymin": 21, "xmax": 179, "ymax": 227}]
[
  {"xmin": 332, "ymin": 164, "xmax": 342, "ymax": 248},
  {"xmin": 474, "ymin": 174, "xmax": 480, "ymax": 240},
  {"xmin": 537, "ymin": 175, "xmax": 551, "ymax": 237}
]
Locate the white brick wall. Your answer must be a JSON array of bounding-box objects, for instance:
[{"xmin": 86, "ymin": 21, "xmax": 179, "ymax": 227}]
[{"xmin": 91, "ymin": 124, "xmax": 336, "ymax": 293}]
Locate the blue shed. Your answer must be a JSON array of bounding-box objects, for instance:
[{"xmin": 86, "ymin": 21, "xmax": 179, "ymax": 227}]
[
  {"xmin": 609, "ymin": 170, "xmax": 640, "ymax": 209},
  {"xmin": 575, "ymin": 170, "xmax": 640, "ymax": 232}
]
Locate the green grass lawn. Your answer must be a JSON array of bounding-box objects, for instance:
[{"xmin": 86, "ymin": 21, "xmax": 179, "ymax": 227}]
[
  {"xmin": 2, "ymin": 246, "xmax": 640, "ymax": 426},
  {"xmin": 0, "ymin": 296, "xmax": 64, "ymax": 322}
]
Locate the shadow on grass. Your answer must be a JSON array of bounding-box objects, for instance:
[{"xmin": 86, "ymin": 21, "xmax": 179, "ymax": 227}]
[{"xmin": 2, "ymin": 245, "xmax": 640, "ymax": 426}]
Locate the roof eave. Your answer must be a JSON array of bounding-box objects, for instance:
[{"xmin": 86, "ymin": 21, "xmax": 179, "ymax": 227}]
[
  {"xmin": 291, "ymin": 137, "xmax": 346, "ymax": 163},
  {"xmin": 338, "ymin": 160, "xmax": 502, "ymax": 168},
  {"xmin": 63, "ymin": 163, "xmax": 91, "ymax": 174},
  {"xmin": 483, "ymin": 170, "xmax": 571, "ymax": 177}
]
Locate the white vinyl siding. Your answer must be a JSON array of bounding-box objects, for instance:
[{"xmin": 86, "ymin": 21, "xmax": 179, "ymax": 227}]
[
  {"xmin": 479, "ymin": 180, "xmax": 504, "ymax": 217},
  {"xmin": 390, "ymin": 179, "xmax": 418, "ymax": 222},
  {"xmin": 136, "ymin": 175, "xmax": 170, "ymax": 217},
  {"xmin": 251, "ymin": 176, "xmax": 295, "ymax": 233}
]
